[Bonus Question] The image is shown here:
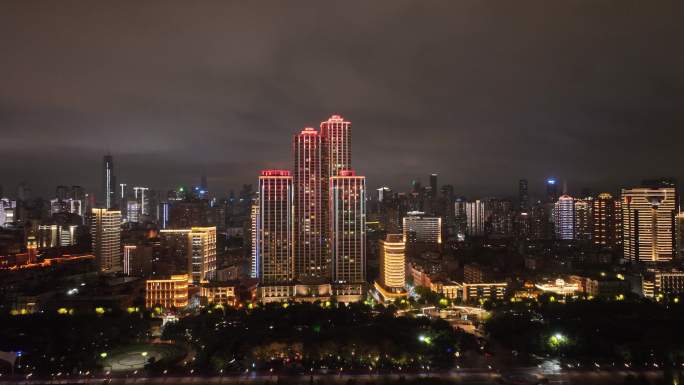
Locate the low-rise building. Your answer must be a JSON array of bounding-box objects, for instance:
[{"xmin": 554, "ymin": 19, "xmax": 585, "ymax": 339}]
[{"xmin": 145, "ymin": 274, "xmax": 189, "ymax": 309}]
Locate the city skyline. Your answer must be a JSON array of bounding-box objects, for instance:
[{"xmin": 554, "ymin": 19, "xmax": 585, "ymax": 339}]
[{"xmin": 2, "ymin": 1, "xmax": 684, "ymax": 198}]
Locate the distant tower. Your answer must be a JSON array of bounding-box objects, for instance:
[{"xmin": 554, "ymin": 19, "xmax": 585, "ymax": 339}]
[
  {"xmin": 518, "ymin": 179, "xmax": 529, "ymax": 211},
  {"xmin": 91, "ymin": 208, "xmax": 122, "ymax": 273},
  {"xmin": 103, "ymin": 155, "xmax": 116, "ymax": 209},
  {"xmin": 546, "ymin": 178, "xmax": 559, "ymax": 203},
  {"xmin": 56, "ymin": 185, "xmax": 69, "ymax": 201},
  {"xmin": 320, "ymin": 115, "xmax": 351, "ymax": 178},
  {"xmin": 257, "ymin": 170, "xmax": 294, "ymax": 285},
  {"xmin": 429, "ymin": 174, "xmax": 438, "ymax": 199},
  {"xmin": 554, "ymin": 195, "xmax": 575, "ymax": 240},
  {"xmin": 330, "ymin": 170, "xmax": 366, "ymax": 284},
  {"xmin": 293, "ymin": 128, "xmax": 328, "ymax": 281}
]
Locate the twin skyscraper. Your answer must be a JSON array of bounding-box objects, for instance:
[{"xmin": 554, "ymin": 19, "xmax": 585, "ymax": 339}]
[{"xmin": 253, "ymin": 115, "xmax": 367, "ymax": 303}]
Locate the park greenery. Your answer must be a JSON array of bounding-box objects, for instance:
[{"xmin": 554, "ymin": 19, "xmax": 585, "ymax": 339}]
[
  {"xmin": 161, "ymin": 302, "xmax": 477, "ymax": 374},
  {"xmin": 0, "ymin": 308, "xmax": 151, "ymax": 375},
  {"xmin": 485, "ymin": 296, "xmax": 684, "ymax": 366}
]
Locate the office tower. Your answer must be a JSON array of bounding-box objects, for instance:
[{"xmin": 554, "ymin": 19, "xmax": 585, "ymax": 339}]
[
  {"xmin": 320, "ymin": 114, "xmax": 351, "ymax": 178},
  {"xmin": 123, "ymin": 245, "xmax": 136, "ymax": 276},
  {"xmin": 103, "ymin": 155, "xmax": 116, "ymax": 209},
  {"xmin": 56, "ymin": 185, "xmax": 68, "ymax": 201},
  {"xmin": 622, "ymin": 186, "xmax": 677, "ymax": 263},
  {"xmin": 189, "ymin": 227, "xmax": 217, "ymax": 284},
  {"xmin": 677, "ymin": 213, "xmax": 684, "ymax": 259},
  {"xmin": 257, "ymin": 170, "xmax": 294, "ymax": 285},
  {"xmin": 145, "ymin": 274, "xmax": 189, "ymax": 309},
  {"xmin": 593, "ymin": 193, "xmax": 621, "ymax": 247},
  {"xmin": 157, "ymin": 202, "xmax": 169, "ymax": 229},
  {"xmin": 546, "ymin": 178, "xmax": 559, "ymax": 203},
  {"xmin": 293, "ymin": 127, "xmax": 328, "ymax": 280},
  {"xmin": 126, "ymin": 200, "xmax": 141, "ymax": 223},
  {"xmin": 200, "ymin": 175, "xmax": 208, "ymax": 191},
  {"xmin": 375, "ymin": 234, "xmax": 407, "ymax": 300},
  {"xmin": 91, "ymin": 208, "xmax": 122, "ymax": 273},
  {"xmin": 250, "ymin": 199, "xmax": 260, "ymax": 279},
  {"xmin": 71, "ymin": 185, "xmax": 85, "ymax": 201},
  {"xmin": 486, "ymin": 198, "xmax": 514, "ymax": 237},
  {"xmin": 134, "ymin": 187, "xmax": 150, "ymax": 216},
  {"xmin": 17, "ymin": 182, "xmax": 31, "ymax": 202},
  {"xmin": 402, "ymin": 211, "xmax": 442, "ymax": 245},
  {"xmin": 518, "ymin": 179, "xmax": 529, "ymax": 211},
  {"xmin": 169, "ymin": 200, "xmax": 208, "ymax": 228},
  {"xmin": 429, "ymin": 174, "xmax": 438, "ymax": 198},
  {"xmin": 377, "ymin": 187, "xmax": 391, "ymax": 203},
  {"xmin": 159, "ymin": 227, "xmax": 216, "ymax": 284},
  {"xmin": 330, "ymin": 170, "xmax": 366, "ymax": 284},
  {"xmin": 574, "ymin": 197, "xmax": 592, "ymax": 240},
  {"xmin": 465, "ymin": 200, "xmax": 486, "ymax": 236},
  {"xmin": 554, "ymin": 195, "xmax": 575, "ymax": 240}
]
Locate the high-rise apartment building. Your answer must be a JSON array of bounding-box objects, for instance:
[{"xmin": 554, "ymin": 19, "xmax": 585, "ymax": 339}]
[
  {"xmin": 677, "ymin": 213, "xmax": 684, "ymax": 259},
  {"xmin": 320, "ymin": 115, "xmax": 351, "ymax": 178},
  {"xmin": 329, "ymin": 170, "xmax": 366, "ymax": 284},
  {"xmin": 554, "ymin": 195, "xmax": 575, "ymax": 240},
  {"xmin": 465, "ymin": 200, "xmax": 486, "ymax": 236},
  {"xmin": 622, "ymin": 186, "xmax": 677, "ymax": 263},
  {"xmin": 574, "ymin": 198, "xmax": 592, "ymax": 240},
  {"xmin": 91, "ymin": 208, "xmax": 122, "ymax": 273},
  {"xmin": 103, "ymin": 155, "xmax": 116, "ymax": 209},
  {"xmin": 257, "ymin": 170, "xmax": 294, "ymax": 285},
  {"xmin": 293, "ymin": 127, "xmax": 328, "ymax": 280},
  {"xmin": 592, "ymin": 193, "xmax": 621, "ymax": 247}
]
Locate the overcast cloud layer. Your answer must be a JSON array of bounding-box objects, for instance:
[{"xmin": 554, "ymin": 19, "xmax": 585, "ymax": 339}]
[{"xmin": 1, "ymin": 1, "xmax": 683, "ymax": 199}]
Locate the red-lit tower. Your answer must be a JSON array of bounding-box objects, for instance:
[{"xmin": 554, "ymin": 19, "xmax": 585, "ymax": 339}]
[
  {"xmin": 320, "ymin": 115, "xmax": 351, "ymax": 178},
  {"xmin": 293, "ymin": 128, "xmax": 329, "ymax": 280}
]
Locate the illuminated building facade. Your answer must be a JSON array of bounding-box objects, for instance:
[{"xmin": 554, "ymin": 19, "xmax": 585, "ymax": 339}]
[
  {"xmin": 554, "ymin": 195, "xmax": 575, "ymax": 240},
  {"xmin": 375, "ymin": 234, "xmax": 407, "ymax": 301},
  {"xmin": 250, "ymin": 199, "xmax": 260, "ymax": 279},
  {"xmin": 103, "ymin": 155, "xmax": 116, "ymax": 209},
  {"xmin": 320, "ymin": 115, "xmax": 351, "ymax": 178},
  {"xmin": 677, "ymin": 213, "xmax": 684, "ymax": 259},
  {"xmin": 145, "ymin": 274, "xmax": 189, "ymax": 309},
  {"xmin": 330, "ymin": 170, "xmax": 366, "ymax": 284},
  {"xmin": 402, "ymin": 211, "xmax": 442, "ymax": 244},
  {"xmin": 189, "ymin": 227, "xmax": 217, "ymax": 284},
  {"xmin": 293, "ymin": 127, "xmax": 328, "ymax": 280},
  {"xmin": 159, "ymin": 227, "xmax": 217, "ymax": 284},
  {"xmin": 622, "ymin": 187, "xmax": 676, "ymax": 263},
  {"xmin": 257, "ymin": 170, "xmax": 294, "ymax": 285},
  {"xmin": 574, "ymin": 197, "xmax": 592, "ymax": 240},
  {"xmin": 91, "ymin": 208, "xmax": 122, "ymax": 273},
  {"xmin": 592, "ymin": 193, "xmax": 622, "ymax": 247},
  {"xmin": 465, "ymin": 200, "xmax": 486, "ymax": 236}
]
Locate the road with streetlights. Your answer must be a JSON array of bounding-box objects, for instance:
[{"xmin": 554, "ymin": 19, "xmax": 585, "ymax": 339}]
[{"xmin": 0, "ymin": 367, "xmax": 676, "ymax": 385}]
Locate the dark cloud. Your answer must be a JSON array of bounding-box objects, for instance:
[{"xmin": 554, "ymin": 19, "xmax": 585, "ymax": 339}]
[{"xmin": 1, "ymin": 0, "xmax": 683, "ymax": 199}]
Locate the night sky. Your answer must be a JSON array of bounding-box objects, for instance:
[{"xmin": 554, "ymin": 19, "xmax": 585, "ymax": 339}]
[{"xmin": 2, "ymin": 1, "xmax": 683, "ymax": 199}]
